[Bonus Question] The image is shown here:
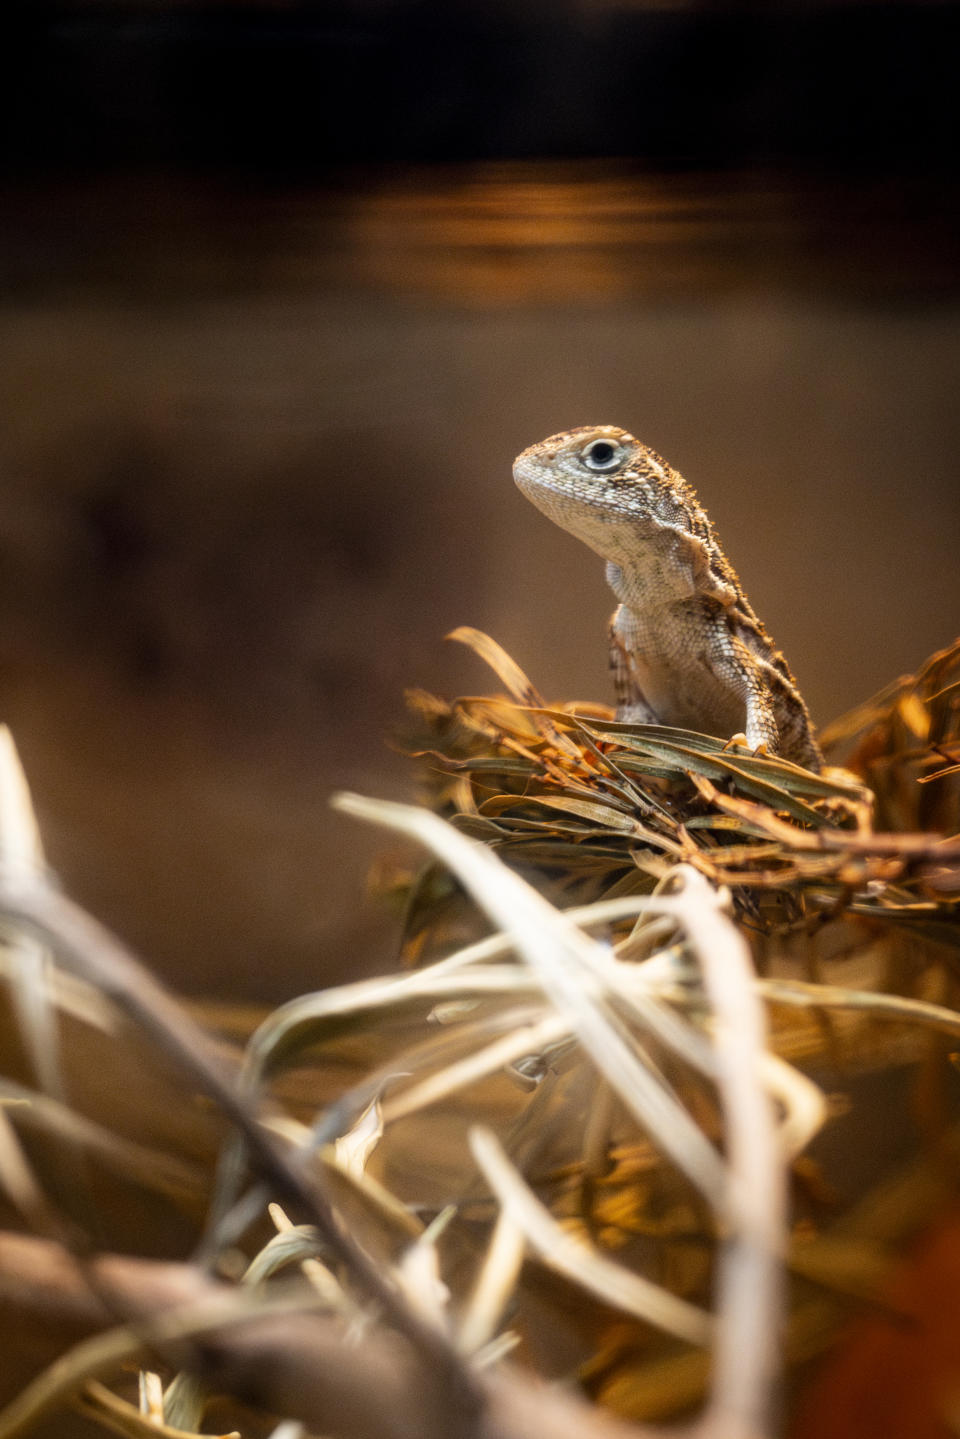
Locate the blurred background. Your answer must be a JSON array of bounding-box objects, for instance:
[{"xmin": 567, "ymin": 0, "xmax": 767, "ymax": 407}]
[{"xmin": 1, "ymin": 0, "xmax": 958, "ymax": 999}]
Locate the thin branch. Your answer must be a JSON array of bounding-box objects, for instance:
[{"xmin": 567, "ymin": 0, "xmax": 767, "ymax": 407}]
[
  {"xmin": 0, "ymin": 1231, "xmax": 649, "ymax": 1439},
  {"xmin": 0, "ymin": 869, "xmax": 481, "ymax": 1421}
]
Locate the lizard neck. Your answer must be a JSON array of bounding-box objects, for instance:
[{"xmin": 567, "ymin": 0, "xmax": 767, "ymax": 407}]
[{"xmin": 604, "ymin": 539, "xmax": 705, "ymax": 611}]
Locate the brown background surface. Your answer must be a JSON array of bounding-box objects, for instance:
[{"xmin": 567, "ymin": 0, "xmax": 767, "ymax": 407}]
[{"xmin": 2, "ymin": 170, "xmax": 958, "ymax": 1000}]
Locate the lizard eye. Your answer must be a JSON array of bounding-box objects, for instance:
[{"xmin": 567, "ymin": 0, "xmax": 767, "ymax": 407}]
[{"xmin": 580, "ymin": 438, "xmax": 623, "ymax": 472}]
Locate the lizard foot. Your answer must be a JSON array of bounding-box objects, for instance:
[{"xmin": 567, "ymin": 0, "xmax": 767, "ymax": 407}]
[{"xmin": 723, "ymin": 733, "xmax": 771, "ymax": 759}]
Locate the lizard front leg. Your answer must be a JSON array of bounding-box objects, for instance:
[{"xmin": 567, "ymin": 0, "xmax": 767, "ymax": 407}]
[
  {"xmin": 726, "ymin": 633, "xmax": 781, "ymax": 753},
  {"xmin": 739, "ymin": 644, "xmax": 824, "ymax": 768},
  {"xmin": 610, "ymin": 605, "xmax": 659, "ymax": 723}
]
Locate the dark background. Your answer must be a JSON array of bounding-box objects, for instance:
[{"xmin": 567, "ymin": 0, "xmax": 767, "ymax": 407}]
[{"xmin": 1, "ymin": 0, "xmax": 959, "ymax": 999}]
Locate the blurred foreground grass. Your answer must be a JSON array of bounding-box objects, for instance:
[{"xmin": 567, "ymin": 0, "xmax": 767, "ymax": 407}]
[{"xmin": 0, "ymin": 632, "xmax": 958, "ymax": 1439}]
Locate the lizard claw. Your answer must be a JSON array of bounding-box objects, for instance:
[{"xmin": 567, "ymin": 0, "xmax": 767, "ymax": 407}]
[{"xmin": 723, "ymin": 733, "xmax": 770, "ymax": 759}]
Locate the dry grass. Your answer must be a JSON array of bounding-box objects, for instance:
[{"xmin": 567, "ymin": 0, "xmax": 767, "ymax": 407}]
[{"xmin": 0, "ymin": 633, "xmax": 958, "ymax": 1439}]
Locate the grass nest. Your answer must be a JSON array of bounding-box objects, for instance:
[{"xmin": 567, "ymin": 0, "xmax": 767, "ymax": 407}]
[
  {"xmin": 400, "ymin": 628, "xmax": 959, "ymax": 952},
  {"xmin": 0, "ymin": 633, "xmax": 959, "ymax": 1439}
]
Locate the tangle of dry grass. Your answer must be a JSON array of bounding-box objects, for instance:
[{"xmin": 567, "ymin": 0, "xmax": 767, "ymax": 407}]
[{"xmin": 0, "ymin": 635, "xmax": 958, "ymax": 1439}]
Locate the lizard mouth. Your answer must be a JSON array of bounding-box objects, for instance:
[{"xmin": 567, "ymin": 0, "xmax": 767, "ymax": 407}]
[{"xmin": 513, "ymin": 456, "xmax": 649, "ymax": 530}]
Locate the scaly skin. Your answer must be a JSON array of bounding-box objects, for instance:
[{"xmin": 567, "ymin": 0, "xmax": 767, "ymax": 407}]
[{"xmin": 513, "ymin": 425, "xmax": 823, "ymax": 771}]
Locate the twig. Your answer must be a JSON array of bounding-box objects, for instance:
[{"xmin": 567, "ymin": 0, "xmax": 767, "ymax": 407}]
[
  {"xmin": 0, "ymin": 868, "xmax": 482, "ymax": 1423},
  {"xmin": 0, "ymin": 1231, "xmax": 650, "ymax": 1439}
]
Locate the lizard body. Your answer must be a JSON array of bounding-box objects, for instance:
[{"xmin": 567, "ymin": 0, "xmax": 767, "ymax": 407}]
[{"xmin": 513, "ymin": 425, "xmax": 823, "ymax": 771}]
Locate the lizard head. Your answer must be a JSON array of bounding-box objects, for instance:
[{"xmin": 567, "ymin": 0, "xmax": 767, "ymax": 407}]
[{"xmin": 513, "ymin": 425, "xmax": 674, "ymax": 562}]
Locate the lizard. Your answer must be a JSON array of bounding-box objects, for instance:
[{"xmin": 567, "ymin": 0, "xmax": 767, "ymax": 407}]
[{"xmin": 512, "ymin": 424, "xmax": 824, "ymax": 771}]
